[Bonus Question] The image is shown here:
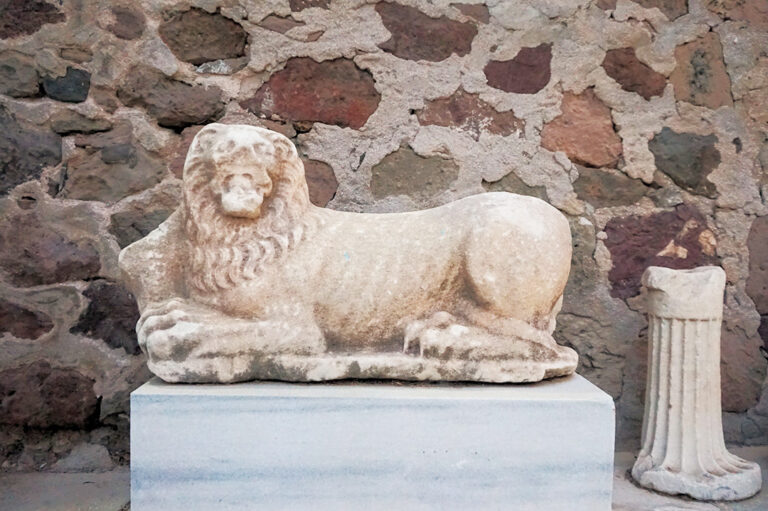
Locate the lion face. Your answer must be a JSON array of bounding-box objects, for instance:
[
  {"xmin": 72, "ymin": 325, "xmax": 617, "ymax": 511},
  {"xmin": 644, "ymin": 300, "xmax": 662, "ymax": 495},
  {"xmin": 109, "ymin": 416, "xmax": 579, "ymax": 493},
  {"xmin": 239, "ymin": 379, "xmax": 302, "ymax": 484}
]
[
  {"xmin": 208, "ymin": 131, "xmax": 278, "ymax": 219},
  {"xmin": 214, "ymin": 165, "xmax": 273, "ymax": 219},
  {"xmin": 183, "ymin": 123, "xmax": 315, "ymax": 293}
]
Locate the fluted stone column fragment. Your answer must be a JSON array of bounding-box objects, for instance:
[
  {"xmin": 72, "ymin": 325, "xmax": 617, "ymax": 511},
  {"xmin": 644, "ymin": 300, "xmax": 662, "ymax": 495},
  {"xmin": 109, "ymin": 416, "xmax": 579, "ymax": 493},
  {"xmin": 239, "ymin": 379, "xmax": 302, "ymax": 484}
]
[{"xmin": 632, "ymin": 266, "xmax": 761, "ymax": 501}]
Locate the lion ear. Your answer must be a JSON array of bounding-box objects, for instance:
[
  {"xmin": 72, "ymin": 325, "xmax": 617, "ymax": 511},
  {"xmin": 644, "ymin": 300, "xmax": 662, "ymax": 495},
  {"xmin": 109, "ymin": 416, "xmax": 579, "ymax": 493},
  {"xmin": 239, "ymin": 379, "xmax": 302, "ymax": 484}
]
[
  {"xmin": 270, "ymin": 135, "xmax": 297, "ymax": 162},
  {"xmin": 191, "ymin": 125, "xmax": 221, "ymax": 156}
]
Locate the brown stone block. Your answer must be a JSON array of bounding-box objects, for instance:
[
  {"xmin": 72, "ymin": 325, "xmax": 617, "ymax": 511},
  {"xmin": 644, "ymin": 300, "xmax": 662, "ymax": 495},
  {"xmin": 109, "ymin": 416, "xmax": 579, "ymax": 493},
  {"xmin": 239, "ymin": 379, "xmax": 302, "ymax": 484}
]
[
  {"xmin": 159, "ymin": 8, "xmax": 247, "ymax": 65},
  {"xmin": 541, "ymin": 88, "xmax": 622, "ymax": 168},
  {"xmin": 376, "ymin": 2, "xmax": 477, "ymax": 62},
  {"xmin": 670, "ymin": 32, "xmax": 733, "ymax": 109},
  {"xmin": 602, "ymin": 48, "xmax": 667, "ymax": 100}
]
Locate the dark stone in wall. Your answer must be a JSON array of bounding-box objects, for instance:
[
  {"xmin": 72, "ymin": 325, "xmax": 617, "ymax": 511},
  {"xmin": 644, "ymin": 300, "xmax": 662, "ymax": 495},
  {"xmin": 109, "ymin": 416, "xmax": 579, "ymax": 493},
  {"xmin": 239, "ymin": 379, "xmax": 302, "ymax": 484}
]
[
  {"xmin": 0, "ymin": 51, "xmax": 40, "ymax": 98},
  {"xmin": 0, "ymin": 107, "xmax": 62, "ymax": 195},
  {"xmin": 573, "ymin": 166, "xmax": 649, "ymax": 208},
  {"xmin": 0, "ymin": 0, "xmax": 66, "ymax": 39},
  {"xmin": 71, "ymin": 280, "xmax": 140, "ymax": 355},
  {"xmin": 417, "ymin": 88, "xmax": 524, "ymax": 140},
  {"xmin": 596, "ymin": 0, "xmax": 618, "ymax": 9},
  {"xmin": 117, "ymin": 66, "xmax": 225, "ymax": 128},
  {"xmin": 563, "ymin": 215, "xmax": 599, "ymax": 295},
  {"xmin": 107, "ymin": 6, "xmax": 146, "ymax": 41},
  {"xmin": 484, "ymin": 44, "xmax": 552, "ymax": 94},
  {"xmin": 0, "ymin": 208, "xmax": 101, "ymax": 287},
  {"xmin": 289, "ymin": 0, "xmax": 331, "ymax": 10},
  {"xmin": 59, "ymin": 46, "xmax": 92, "ymax": 64},
  {"xmin": 50, "ymin": 110, "xmax": 112, "ymax": 135},
  {"xmin": 375, "ymin": 2, "xmax": 477, "ymax": 62},
  {"xmin": 58, "ymin": 122, "xmax": 167, "ymax": 203},
  {"xmin": 241, "ymin": 58, "xmax": 380, "ymax": 130},
  {"xmin": 303, "ymin": 158, "xmax": 338, "ymax": 207},
  {"xmin": 747, "ymin": 216, "xmax": 768, "ymax": 349},
  {"xmin": 169, "ymin": 125, "xmax": 204, "ymax": 177},
  {"xmin": 110, "ymin": 208, "xmax": 174, "ymax": 248},
  {"xmin": 42, "ymin": 67, "xmax": 91, "ymax": 103},
  {"xmin": 258, "ymin": 15, "xmax": 305, "ymax": 34},
  {"xmin": 602, "ymin": 48, "xmax": 667, "ymax": 100},
  {"xmin": 60, "ymin": 145, "xmax": 166, "ymax": 204},
  {"xmin": 159, "ymin": 8, "xmax": 247, "ymax": 65},
  {"xmin": 635, "ymin": 0, "xmax": 688, "ymax": 19},
  {"xmin": 482, "ymin": 171, "xmax": 548, "ymax": 201},
  {"xmin": 648, "ymin": 127, "xmax": 720, "ymax": 198},
  {"xmin": 0, "ymin": 298, "xmax": 53, "ymax": 340},
  {"xmin": 604, "ymin": 204, "xmax": 717, "ymax": 299},
  {"xmin": 0, "ymin": 361, "xmax": 100, "ymax": 429},
  {"xmin": 89, "ymin": 86, "xmax": 119, "ymax": 114},
  {"xmin": 371, "ymin": 145, "xmax": 459, "ymax": 200}
]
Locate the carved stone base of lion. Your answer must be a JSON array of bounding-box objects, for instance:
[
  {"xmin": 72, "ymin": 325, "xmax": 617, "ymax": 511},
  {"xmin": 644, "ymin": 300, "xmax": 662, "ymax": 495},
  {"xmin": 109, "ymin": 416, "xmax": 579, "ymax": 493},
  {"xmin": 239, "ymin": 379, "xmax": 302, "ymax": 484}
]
[
  {"xmin": 136, "ymin": 299, "xmax": 577, "ymax": 383},
  {"xmin": 119, "ymin": 123, "xmax": 578, "ymax": 384}
]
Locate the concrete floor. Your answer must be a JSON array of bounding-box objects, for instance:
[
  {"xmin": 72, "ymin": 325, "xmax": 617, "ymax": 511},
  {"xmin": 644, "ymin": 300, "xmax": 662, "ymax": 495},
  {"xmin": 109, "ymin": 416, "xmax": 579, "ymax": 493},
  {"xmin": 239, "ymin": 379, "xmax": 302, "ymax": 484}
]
[
  {"xmin": 0, "ymin": 469, "xmax": 130, "ymax": 511},
  {"xmin": 1, "ymin": 447, "xmax": 766, "ymax": 510}
]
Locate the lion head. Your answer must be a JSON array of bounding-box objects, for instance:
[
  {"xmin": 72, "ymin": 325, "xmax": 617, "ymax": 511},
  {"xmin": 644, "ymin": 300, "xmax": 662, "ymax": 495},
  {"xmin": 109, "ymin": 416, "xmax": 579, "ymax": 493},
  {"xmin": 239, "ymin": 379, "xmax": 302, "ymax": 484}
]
[{"xmin": 182, "ymin": 123, "xmax": 317, "ymax": 294}]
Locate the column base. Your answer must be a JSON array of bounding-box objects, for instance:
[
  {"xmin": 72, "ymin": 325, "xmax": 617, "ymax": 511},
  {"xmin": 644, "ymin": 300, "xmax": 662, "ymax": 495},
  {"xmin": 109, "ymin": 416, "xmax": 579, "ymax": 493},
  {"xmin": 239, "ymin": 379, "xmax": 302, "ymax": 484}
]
[{"xmin": 632, "ymin": 453, "xmax": 762, "ymax": 501}]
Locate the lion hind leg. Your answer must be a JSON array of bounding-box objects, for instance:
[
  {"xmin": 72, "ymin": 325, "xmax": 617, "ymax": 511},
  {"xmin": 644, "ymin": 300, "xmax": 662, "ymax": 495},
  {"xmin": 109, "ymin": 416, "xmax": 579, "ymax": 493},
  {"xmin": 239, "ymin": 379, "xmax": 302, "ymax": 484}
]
[
  {"xmin": 402, "ymin": 305, "xmax": 576, "ymax": 373},
  {"xmin": 403, "ymin": 311, "xmax": 457, "ymax": 356}
]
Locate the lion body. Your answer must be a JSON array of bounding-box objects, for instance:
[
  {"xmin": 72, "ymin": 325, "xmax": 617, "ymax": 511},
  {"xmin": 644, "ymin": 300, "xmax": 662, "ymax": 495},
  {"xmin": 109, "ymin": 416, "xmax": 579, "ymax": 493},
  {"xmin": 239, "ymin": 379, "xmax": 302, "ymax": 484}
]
[{"xmin": 194, "ymin": 192, "xmax": 571, "ymax": 351}]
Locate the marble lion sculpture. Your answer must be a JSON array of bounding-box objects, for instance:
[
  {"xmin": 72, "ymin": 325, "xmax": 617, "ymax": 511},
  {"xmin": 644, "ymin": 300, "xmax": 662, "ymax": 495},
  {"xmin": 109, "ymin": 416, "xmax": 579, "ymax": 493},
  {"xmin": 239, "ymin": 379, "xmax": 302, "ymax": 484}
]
[{"xmin": 119, "ymin": 123, "xmax": 577, "ymax": 383}]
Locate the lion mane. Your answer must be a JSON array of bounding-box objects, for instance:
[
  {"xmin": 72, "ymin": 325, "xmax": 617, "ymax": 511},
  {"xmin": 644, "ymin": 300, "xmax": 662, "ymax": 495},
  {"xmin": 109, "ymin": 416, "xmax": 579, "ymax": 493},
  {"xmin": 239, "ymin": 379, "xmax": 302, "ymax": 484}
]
[{"xmin": 182, "ymin": 124, "xmax": 319, "ymax": 294}]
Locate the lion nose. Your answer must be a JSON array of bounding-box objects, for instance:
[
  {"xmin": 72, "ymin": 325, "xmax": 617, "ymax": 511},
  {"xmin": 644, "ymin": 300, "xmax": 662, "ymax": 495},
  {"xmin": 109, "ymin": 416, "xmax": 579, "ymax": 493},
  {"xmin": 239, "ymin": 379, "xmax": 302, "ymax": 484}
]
[{"xmin": 225, "ymin": 175, "xmax": 253, "ymax": 192}]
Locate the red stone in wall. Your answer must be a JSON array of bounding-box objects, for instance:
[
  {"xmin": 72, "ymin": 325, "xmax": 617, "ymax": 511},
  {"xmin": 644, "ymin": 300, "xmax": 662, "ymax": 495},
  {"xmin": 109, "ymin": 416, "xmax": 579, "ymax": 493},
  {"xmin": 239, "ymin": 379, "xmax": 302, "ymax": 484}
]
[
  {"xmin": 417, "ymin": 88, "xmax": 524, "ymax": 139},
  {"xmin": 0, "ymin": 361, "xmax": 100, "ymax": 429},
  {"xmin": 302, "ymin": 158, "xmax": 338, "ymax": 207},
  {"xmin": 241, "ymin": 58, "xmax": 380, "ymax": 129},
  {"xmin": 604, "ymin": 204, "xmax": 718, "ymax": 300},
  {"xmin": 484, "ymin": 44, "xmax": 552, "ymax": 94},
  {"xmin": 376, "ymin": 2, "xmax": 477, "ymax": 62}
]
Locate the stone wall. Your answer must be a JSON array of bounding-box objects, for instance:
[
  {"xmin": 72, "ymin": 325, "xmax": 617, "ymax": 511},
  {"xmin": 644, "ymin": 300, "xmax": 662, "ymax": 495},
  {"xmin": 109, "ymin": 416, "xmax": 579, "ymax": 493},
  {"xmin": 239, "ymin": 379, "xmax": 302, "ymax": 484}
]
[{"xmin": 1, "ymin": 0, "xmax": 766, "ymax": 470}]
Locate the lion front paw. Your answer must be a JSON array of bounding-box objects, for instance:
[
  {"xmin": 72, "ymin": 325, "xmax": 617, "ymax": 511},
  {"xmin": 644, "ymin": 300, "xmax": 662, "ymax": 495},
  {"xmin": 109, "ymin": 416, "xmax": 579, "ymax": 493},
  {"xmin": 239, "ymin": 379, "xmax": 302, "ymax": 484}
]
[{"xmin": 137, "ymin": 299, "xmax": 208, "ymax": 361}]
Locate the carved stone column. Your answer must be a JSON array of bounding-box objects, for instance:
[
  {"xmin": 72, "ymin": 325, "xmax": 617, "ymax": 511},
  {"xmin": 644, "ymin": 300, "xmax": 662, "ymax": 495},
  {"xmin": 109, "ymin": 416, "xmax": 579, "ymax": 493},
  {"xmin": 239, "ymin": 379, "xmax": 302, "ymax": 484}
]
[{"xmin": 632, "ymin": 266, "xmax": 761, "ymax": 500}]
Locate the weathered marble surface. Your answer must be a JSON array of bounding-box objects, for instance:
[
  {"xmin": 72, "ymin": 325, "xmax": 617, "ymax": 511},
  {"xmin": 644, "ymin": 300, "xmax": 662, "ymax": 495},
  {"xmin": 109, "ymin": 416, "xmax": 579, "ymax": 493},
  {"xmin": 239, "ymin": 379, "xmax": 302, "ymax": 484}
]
[
  {"xmin": 632, "ymin": 266, "xmax": 762, "ymax": 500},
  {"xmin": 131, "ymin": 374, "xmax": 614, "ymax": 510},
  {"xmin": 119, "ymin": 123, "xmax": 577, "ymax": 383}
]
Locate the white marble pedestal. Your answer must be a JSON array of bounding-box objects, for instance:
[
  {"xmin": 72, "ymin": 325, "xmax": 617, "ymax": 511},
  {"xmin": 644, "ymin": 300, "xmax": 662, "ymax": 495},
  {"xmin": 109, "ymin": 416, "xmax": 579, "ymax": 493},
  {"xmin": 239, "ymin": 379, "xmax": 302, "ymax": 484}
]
[{"xmin": 131, "ymin": 374, "xmax": 615, "ymax": 511}]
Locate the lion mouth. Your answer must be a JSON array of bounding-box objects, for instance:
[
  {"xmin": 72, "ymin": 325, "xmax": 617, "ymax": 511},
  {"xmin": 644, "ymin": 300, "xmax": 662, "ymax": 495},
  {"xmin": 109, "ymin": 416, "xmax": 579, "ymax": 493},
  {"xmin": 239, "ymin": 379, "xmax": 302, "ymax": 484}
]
[{"xmin": 221, "ymin": 191, "xmax": 264, "ymax": 218}]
